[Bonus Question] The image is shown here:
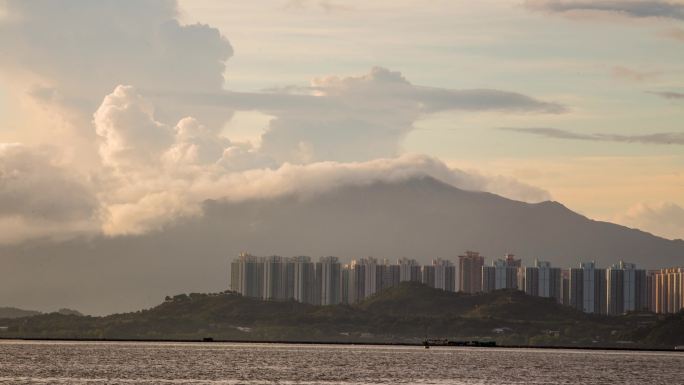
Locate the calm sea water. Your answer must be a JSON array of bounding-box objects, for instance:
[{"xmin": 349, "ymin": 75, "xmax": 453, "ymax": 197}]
[{"xmin": 0, "ymin": 341, "xmax": 682, "ymax": 384}]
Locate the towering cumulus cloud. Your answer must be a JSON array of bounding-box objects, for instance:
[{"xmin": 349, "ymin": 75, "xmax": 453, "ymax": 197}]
[
  {"xmin": 256, "ymin": 67, "xmax": 564, "ymax": 163},
  {"xmin": 0, "ymin": 0, "xmax": 234, "ymax": 132},
  {"xmin": 0, "ymin": 0, "xmax": 558, "ymax": 243}
]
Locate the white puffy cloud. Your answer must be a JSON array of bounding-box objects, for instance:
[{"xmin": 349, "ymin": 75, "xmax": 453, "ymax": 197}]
[
  {"xmin": 0, "ymin": 0, "xmax": 234, "ymax": 136},
  {"xmin": 0, "ymin": 143, "xmax": 100, "ymax": 242},
  {"xmin": 165, "ymin": 117, "xmax": 232, "ymax": 166},
  {"xmin": 159, "ymin": 66, "xmax": 564, "ymax": 165},
  {"xmin": 98, "ymin": 153, "xmax": 552, "ymax": 236},
  {"xmin": 94, "ymin": 85, "xmax": 174, "ymax": 171},
  {"xmin": 251, "ymin": 67, "xmax": 565, "ymax": 163},
  {"xmin": 90, "ymin": 85, "xmax": 552, "ymax": 236},
  {"xmin": 0, "ymin": 2, "xmax": 561, "ymax": 242},
  {"xmin": 615, "ymin": 202, "xmax": 684, "ymax": 240}
]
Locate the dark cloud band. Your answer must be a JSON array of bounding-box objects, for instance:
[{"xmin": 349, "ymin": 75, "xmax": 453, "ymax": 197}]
[
  {"xmin": 500, "ymin": 127, "xmax": 684, "ymax": 145},
  {"xmin": 525, "ymin": 0, "xmax": 684, "ymax": 21}
]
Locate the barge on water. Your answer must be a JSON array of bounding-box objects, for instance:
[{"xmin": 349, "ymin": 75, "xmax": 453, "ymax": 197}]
[{"xmin": 423, "ymin": 339, "xmax": 496, "ymax": 348}]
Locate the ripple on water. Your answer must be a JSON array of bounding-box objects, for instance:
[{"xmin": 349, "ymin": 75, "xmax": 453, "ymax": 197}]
[{"xmin": 0, "ymin": 341, "xmax": 682, "ymax": 384}]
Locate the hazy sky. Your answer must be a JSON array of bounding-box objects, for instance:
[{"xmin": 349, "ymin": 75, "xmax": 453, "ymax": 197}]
[{"xmin": 0, "ymin": 0, "xmax": 683, "ymax": 242}]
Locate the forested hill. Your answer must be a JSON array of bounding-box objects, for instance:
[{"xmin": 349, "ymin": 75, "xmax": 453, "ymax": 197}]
[{"xmin": 1, "ymin": 282, "xmax": 682, "ymax": 349}]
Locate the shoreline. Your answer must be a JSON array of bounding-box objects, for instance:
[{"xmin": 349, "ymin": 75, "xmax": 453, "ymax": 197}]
[{"xmin": 1, "ymin": 337, "xmax": 681, "ymax": 352}]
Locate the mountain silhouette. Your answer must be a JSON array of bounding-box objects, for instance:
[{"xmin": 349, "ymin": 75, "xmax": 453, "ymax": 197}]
[{"xmin": 0, "ymin": 176, "xmax": 682, "ymax": 315}]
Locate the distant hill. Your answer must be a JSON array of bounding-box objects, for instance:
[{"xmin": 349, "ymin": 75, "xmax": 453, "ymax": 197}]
[
  {"xmin": 1, "ymin": 282, "xmax": 681, "ymax": 349},
  {"xmin": 56, "ymin": 308, "xmax": 83, "ymax": 316},
  {"xmin": 0, "ymin": 307, "xmax": 82, "ymax": 319},
  {"xmin": 0, "ymin": 176, "xmax": 682, "ymax": 315},
  {"xmin": 359, "ymin": 282, "xmax": 583, "ymax": 322},
  {"xmin": 0, "ymin": 307, "xmax": 41, "ymax": 319}
]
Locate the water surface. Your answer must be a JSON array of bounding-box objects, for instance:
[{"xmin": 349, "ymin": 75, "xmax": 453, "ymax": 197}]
[{"xmin": 0, "ymin": 341, "xmax": 682, "ymax": 384}]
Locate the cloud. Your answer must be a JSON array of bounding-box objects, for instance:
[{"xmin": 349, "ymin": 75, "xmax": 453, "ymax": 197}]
[
  {"xmin": 284, "ymin": 0, "xmax": 353, "ymax": 12},
  {"xmin": 91, "ymin": 84, "xmax": 551, "ymax": 236},
  {"xmin": 500, "ymin": 127, "xmax": 684, "ymax": 145},
  {"xmin": 525, "ymin": 1, "xmax": 684, "ymax": 42},
  {"xmin": 663, "ymin": 27, "xmax": 684, "ymax": 40},
  {"xmin": 0, "ymin": 0, "xmax": 234, "ymax": 131},
  {"xmin": 611, "ymin": 66, "xmax": 660, "ymax": 82},
  {"xmin": 168, "ymin": 67, "xmax": 565, "ymax": 164},
  {"xmin": 648, "ymin": 90, "xmax": 684, "ymax": 99},
  {"xmin": 1, "ymin": 0, "xmax": 564, "ymax": 168},
  {"xmin": 0, "ymin": 143, "xmax": 100, "ymax": 242},
  {"xmin": 615, "ymin": 202, "xmax": 684, "ymax": 240},
  {"xmin": 525, "ymin": 1, "xmax": 684, "ymax": 21},
  {"xmin": 0, "ymin": 2, "xmax": 561, "ymax": 242},
  {"xmin": 94, "ymin": 85, "xmax": 175, "ymax": 171}
]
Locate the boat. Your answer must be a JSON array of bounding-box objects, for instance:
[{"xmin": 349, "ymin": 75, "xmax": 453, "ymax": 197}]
[{"xmin": 423, "ymin": 339, "xmax": 496, "ymax": 347}]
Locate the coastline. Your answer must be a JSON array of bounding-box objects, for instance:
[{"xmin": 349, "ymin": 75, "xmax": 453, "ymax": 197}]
[{"xmin": 1, "ymin": 337, "xmax": 681, "ymax": 353}]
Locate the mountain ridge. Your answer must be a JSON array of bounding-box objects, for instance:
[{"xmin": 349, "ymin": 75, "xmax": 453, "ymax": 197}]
[
  {"xmin": 0, "ymin": 176, "xmax": 682, "ymax": 315},
  {"xmin": 1, "ymin": 282, "xmax": 681, "ymax": 349}
]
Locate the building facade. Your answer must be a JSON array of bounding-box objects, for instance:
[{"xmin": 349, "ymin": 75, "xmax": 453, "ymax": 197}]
[
  {"xmin": 652, "ymin": 267, "xmax": 684, "ymax": 314},
  {"xmin": 459, "ymin": 251, "xmax": 484, "ymax": 293},
  {"xmin": 398, "ymin": 258, "xmax": 422, "ymax": 282}
]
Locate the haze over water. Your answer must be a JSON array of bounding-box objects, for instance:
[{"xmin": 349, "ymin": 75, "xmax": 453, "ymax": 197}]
[{"xmin": 0, "ymin": 341, "xmax": 682, "ymax": 384}]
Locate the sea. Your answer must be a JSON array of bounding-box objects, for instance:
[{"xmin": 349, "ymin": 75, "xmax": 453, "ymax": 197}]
[{"xmin": 0, "ymin": 341, "xmax": 682, "ymax": 384}]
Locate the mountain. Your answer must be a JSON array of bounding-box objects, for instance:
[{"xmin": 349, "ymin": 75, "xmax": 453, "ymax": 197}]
[
  {"xmin": 0, "ymin": 307, "xmax": 41, "ymax": 319},
  {"xmin": 0, "ymin": 176, "xmax": 682, "ymax": 315},
  {"xmin": 1, "ymin": 282, "xmax": 680, "ymax": 349}
]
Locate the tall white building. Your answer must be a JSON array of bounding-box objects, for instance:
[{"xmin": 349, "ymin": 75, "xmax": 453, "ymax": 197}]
[
  {"xmin": 398, "ymin": 258, "xmax": 421, "ymax": 282},
  {"xmin": 483, "ymin": 255, "xmax": 520, "ymax": 292},
  {"xmin": 292, "ymin": 256, "xmax": 315, "ymax": 304},
  {"xmin": 359, "ymin": 257, "xmax": 378, "ymax": 298},
  {"xmin": 230, "ymin": 253, "xmax": 264, "ymax": 299},
  {"xmin": 580, "ymin": 261, "xmax": 606, "ymax": 314},
  {"xmin": 607, "ymin": 261, "xmax": 647, "ymax": 315},
  {"xmin": 263, "ymin": 255, "xmax": 286, "ymax": 300},
  {"xmin": 522, "ymin": 259, "xmax": 562, "ymax": 303},
  {"xmin": 346, "ymin": 260, "xmax": 366, "ymax": 304},
  {"xmin": 318, "ymin": 256, "xmax": 341, "ymax": 306},
  {"xmin": 432, "ymin": 258, "xmax": 456, "ymax": 292}
]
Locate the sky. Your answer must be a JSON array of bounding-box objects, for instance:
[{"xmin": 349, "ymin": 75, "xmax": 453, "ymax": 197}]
[{"xmin": 0, "ymin": 0, "xmax": 683, "ymax": 242}]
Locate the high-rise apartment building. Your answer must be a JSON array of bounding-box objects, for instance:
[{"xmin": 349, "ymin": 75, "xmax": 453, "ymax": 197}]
[
  {"xmin": 458, "ymin": 251, "xmax": 484, "ymax": 293},
  {"xmin": 421, "ymin": 265, "xmax": 435, "ymax": 288},
  {"xmin": 340, "ymin": 266, "xmax": 350, "ymax": 305},
  {"xmin": 579, "ymin": 261, "xmax": 606, "ymax": 314},
  {"xmin": 652, "ymin": 267, "xmax": 684, "ymax": 314},
  {"xmin": 358, "ymin": 257, "xmax": 378, "ymax": 298},
  {"xmin": 523, "ymin": 266, "xmax": 539, "ymax": 297},
  {"xmin": 263, "ymin": 255, "xmax": 286, "ymax": 301},
  {"xmin": 317, "ymin": 256, "xmax": 341, "ymax": 306},
  {"xmin": 482, "ymin": 255, "xmax": 520, "ymax": 292},
  {"xmin": 522, "ymin": 259, "xmax": 562, "ymax": 303},
  {"xmin": 606, "ymin": 261, "xmax": 647, "ymax": 315},
  {"xmin": 432, "ymin": 258, "xmax": 456, "ymax": 292},
  {"xmin": 377, "ymin": 260, "xmax": 400, "ymax": 292},
  {"xmin": 398, "ymin": 258, "xmax": 422, "ymax": 282},
  {"xmin": 292, "ymin": 256, "xmax": 316, "ymax": 304},
  {"xmin": 568, "ymin": 267, "xmax": 583, "ymax": 311},
  {"xmin": 346, "ymin": 259, "xmax": 366, "ymax": 304},
  {"xmin": 561, "ymin": 269, "xmax": 570, "ymax": 306},
  {"xmin": 230, "ymin": 253, "xmax": 264, "ymax": 299}
]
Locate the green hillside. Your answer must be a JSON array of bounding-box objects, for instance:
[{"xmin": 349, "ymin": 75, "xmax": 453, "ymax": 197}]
[
  {"xmin": 1, "ymin": 282, "xmax": 681, "ymax": 349},
  {"xmin": 0, "ymin": 307, "xmax": 41, "ymax": 319}
]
